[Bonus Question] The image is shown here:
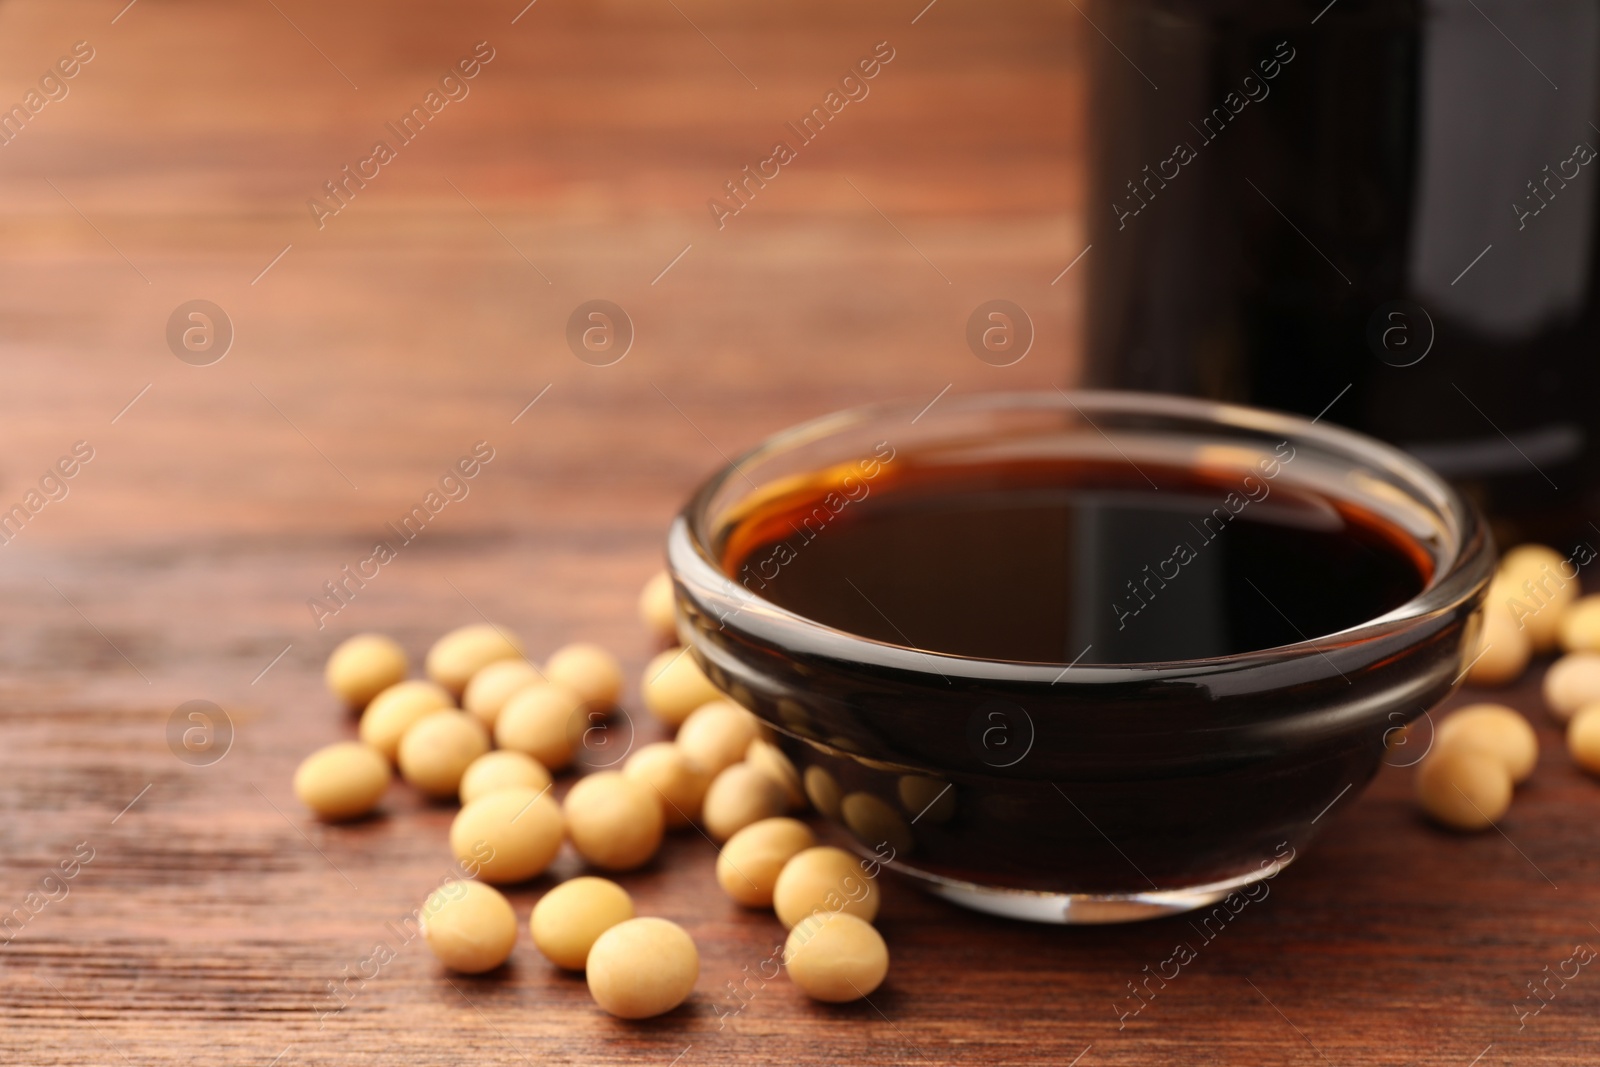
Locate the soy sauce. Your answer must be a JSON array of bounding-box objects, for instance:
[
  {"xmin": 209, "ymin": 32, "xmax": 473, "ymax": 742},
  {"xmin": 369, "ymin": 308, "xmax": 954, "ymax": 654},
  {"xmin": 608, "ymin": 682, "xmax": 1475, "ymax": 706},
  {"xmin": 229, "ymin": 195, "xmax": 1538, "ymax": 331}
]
[
  {"xmin": 719, "ymin": 455, "xmax": 1430, "ymax": 664},
  {"xmin": 691, "ymin": 447, "xmax": 1473, "ymax": 896}
]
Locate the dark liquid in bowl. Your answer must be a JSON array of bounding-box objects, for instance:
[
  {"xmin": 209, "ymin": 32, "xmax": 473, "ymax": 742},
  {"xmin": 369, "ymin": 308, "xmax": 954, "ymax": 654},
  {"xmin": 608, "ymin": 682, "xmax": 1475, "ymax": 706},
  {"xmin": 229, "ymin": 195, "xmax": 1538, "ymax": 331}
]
[{"xmin": 720, "ymin": 456, "xmax": 1430, "ymax": 664}]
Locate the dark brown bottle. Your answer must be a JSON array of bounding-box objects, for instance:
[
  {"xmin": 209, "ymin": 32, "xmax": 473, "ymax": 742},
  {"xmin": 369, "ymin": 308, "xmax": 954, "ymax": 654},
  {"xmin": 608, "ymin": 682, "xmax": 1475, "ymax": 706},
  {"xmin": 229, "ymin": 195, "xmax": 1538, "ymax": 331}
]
[{"xmin": 1082, "ymin": 0, "xmax": 1600, "ymax": 543}]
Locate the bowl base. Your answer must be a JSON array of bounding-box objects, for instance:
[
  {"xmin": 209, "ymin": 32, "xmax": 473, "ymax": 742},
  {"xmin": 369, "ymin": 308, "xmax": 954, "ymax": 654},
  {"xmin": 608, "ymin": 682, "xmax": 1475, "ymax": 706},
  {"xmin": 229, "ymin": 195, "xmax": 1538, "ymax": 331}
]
[{"xmin": 887, "ymin": 858, "xmax": 1292, "ymax": 924}]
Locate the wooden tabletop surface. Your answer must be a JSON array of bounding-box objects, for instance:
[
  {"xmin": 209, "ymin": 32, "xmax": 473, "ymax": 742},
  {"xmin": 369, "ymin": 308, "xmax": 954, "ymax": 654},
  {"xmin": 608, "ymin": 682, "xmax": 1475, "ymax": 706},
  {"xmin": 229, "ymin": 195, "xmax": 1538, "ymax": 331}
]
[{"xmin": 0, "ymin": 1, "xmax": 1594, "ymax": 1064}]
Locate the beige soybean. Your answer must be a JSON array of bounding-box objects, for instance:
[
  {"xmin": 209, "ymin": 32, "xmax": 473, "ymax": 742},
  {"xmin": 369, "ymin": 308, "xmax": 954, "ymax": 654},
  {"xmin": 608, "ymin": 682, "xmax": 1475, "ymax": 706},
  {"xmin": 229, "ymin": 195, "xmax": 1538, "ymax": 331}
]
[
  {"xmin": 747, "ymin": 738, "xmax": 805, "ymax": 809},
  {"xmin": 772, "ymin": 846, "xmax": 881, "ymax": 929},
  {"xmin": 586, "ymin": 917, "xmax": 699, "ymax": 1019},
  {"xmin": 1543, "ymin": 652, "xmax": 1600, "ymax": 721},
  {"xmin": 1501, "ymin": 543, "xmax": 1567, "ymax": 584},
  {"xmin": 459, "ymin": 750, "xmax": 552, "ymax": 805},
  {"xmin": 397, "ymin": 710, "xmax": 491, "ymax": 798},
  {"xmin": 639, "ymin": 570, "xmax": 677, "ymax": 642},
  {"xmin": 1566, "ymin": 704, "xmax": 1600, "ymax": 774},
  {"xmin": 422, "ymin": 880, "xmax": 518, "ymax": 974},
  {"xmin": 716, "ymin": 817, "xmax": 816, "ymax": 907},
  {"xmin": 450, "ymin": 786, "xmax": 563, "ymax": 884},
  {"xmin": 784, "ymin": 911, "xmax": 889, "ymax": 1003},
  {"xmin": 564, "ymin": 772, "xmax": 665, "ymax": 871},
  {"xmin": 359, "ymin": 679, "xmax": 453, "ymax": 761},
  {"xmin": 641, "ymin": 649, "xmax": 721, "ymax": 727},
  {"xmin": 1516, "ymin": 598, "xmax": 1565, "ymax": 656},
  {"xmin": 1435, "ymin": 704, "xmax": 1539, "ymax": 783},
  {"xmin": 545, "ymin": 643, "xmax": 624, "ymax": 710},
  {"xmin": 898, "ymin": 775, "xmax": 956, "ymax": 824},
  {"xmin": 804, "ymin": 765, "xmax": 843, "ymax": 819},
  {"xmin": 703, "ymin": 762, "xmax": 788, "ymax": 841},
  {"xmin": 325, "ymin": 633, "xmax": 408, "ymax": 709},
  {"xmin": 1496, "ymin": 548, "xmax": 1575, "ymax": 652},
  {"xmin": 462, "ymin": 659, "xmax": 543, "ymax": 727},
  {"xmin": 427, "ymin": 623, "xmax": 524, "ymax": 696},
  {"xmin": 495, "ymin": 682, "xmax": 585, "ymax": 770},
  {"xmin": 841, "ymin": 792, "xmax": 913, "ymax": 857},
  {"xmin": 293, "ymin": 741, "xmax": 391, "ymax": 820},
  {"xmin": 777, "ymin": 696, "xmax": 819, "ymax": 738},
  {"xmin": 1466, "ymin": 604, "xmax": 1531, "ymax": 688},
  {"xmin": 676, "ymin": 701, "xmax": 760, "ymax": 775},
  {"xmin": 530, "ymin": 876, "xmax": 635, "ymax": 970},
  {"xmin": 1501, "ymin": 544, "xmax": 1578, "ymax": 602},
  {"xmin": 1560, "ymin": 595, "xmax": 1600, "ymax": 653},
  {"xmin": 1415, "ymin": 746, "xmax": 1512, "ymax": 831},
  {"xmin": 623, "ymin": 742, "xmax": 710, "ymax": 828}
]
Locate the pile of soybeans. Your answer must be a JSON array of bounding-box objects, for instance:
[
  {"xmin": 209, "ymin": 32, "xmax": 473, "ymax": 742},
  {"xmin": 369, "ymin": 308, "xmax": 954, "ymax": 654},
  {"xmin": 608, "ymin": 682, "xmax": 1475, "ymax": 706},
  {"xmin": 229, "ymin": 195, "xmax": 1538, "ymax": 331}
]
[
  {"xmin": 1416, "ymin": 543, "xmax": 1600, "ymax": 829},
  {"xmin": 291, "ymin": 572, "xmax": 887, "ymax": 1019}
]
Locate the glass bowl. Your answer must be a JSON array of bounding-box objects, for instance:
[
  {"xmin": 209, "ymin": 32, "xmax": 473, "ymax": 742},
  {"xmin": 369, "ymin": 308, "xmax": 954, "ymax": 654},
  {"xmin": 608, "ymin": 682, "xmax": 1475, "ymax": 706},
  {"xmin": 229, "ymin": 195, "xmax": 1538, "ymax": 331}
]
[{"xmin": 666, "ymin": 391, "xmax": 1494, "ymax": 923}]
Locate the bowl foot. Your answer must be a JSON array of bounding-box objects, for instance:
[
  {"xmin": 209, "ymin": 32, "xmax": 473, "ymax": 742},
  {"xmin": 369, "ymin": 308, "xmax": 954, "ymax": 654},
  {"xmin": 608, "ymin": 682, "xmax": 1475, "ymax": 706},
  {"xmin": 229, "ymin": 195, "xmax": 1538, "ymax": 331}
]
[{"xmin": 887, "ymin": 858, "xmax": 1292, "ymax": 924}]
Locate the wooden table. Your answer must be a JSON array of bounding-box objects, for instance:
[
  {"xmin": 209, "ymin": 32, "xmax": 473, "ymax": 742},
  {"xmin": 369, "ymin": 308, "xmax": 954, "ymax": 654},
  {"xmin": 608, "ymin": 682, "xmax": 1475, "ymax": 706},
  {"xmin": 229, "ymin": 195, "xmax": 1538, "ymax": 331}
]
[{"xmin": 0, "ymin": 1, "xmax": 1592, "ymax": 1063}]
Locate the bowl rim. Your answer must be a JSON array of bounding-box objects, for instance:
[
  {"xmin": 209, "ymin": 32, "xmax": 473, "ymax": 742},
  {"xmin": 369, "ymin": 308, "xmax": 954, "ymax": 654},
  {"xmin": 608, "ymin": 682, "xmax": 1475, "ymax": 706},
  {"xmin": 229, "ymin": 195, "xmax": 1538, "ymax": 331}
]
[{"xmin": 668, "ymin": 389, "xmax": 1494, "ymax": 680}]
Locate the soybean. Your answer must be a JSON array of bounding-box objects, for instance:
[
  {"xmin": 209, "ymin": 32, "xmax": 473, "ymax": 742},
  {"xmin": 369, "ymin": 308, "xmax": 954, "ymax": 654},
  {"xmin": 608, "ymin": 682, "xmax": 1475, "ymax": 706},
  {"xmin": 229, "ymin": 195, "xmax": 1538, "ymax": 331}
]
[
  {"xmin": 841, "ymin": 792, "xmax": 913, "ymax": 857},
  {"xmin": 1560, "ymin": 595, "xmax": 1600, "ymax": 653},
  {"xmin": 747, "ymin": 738, "xmax": 805, "ymax": 809},
  {"xmin": 703, "ymin": 762, "xmax": 788, "ymax": 842},
  {"xmin": 1501, "ymin": 543, "xmax": 1567, "ymax": 584},
  {"xmin": 623, "ymin": 742, "xmax": 710, "ymax": 828},
  {"xmin": 784, "ymin": 911, "xmax": 889, "ymax": 1003},
  {"xmin": 804, "ymin": 765, "xmax": 842, "ymax": 819},
  {"xmin": 544, "ymin": 643, "xmax": 623, "ymax": 710},
  {"xmin": 293, "ymin": 741, "xmax": 391, "ymax": 820},
  {"xmin": 1497, "ymin": 547, "xmax": 1575, "ymax": 652},
  {"xmin": 716, "ymin": 817, "xmax": 815, "ymax": 907},
  {"xmin": 641, "ymin": 649, "xmax": 721, "ymax": 727},
  {"xmin": 427, "ymin": 623, "xmax": 524, "ymax": 696},
  {"xmin": 1415, "ymin": 746, "xmax": 1511, "ymax": 831},
  {"xmin": 325, "ymin": 633, "xmax": 408, "ymax": 709},
  {"xmin": 450, "ymin": 786, "xmax": 564, "ymax": 884},
  {"xmin": 639, "ymin": 571, "xmax": 677, "ymax": 642},
  {"xmin": 676, "ymin": 701, "xmax": 760, "ymax": 776},
  {"xmin": 1543, "ymin": 652, "xmax": 1600, "ymax": 721},
  {"xmin": 1466, "ymin": 604, "xmax": 1531, "ymax": 688},
  {"xmin": 1567, "ymin": 704, "xmax": 1600, "ymax": 774},
  {"xmin": 462, "ymin": 659, "xmax": 543, "ymax": 727},
  {"xmin": 359, "ymin": 679, "xmax": 452, "ymax": 761},
  {"xmin": 563, "ymin": 772, "xmax": 664, "ymax": 871},
  {"xmin": 898, "ymin": 775, "xmax": 955, "ymax": 824},
  {"xmin": 530, "ymin": 876, "xmax": 635, "ymax": 970},
  {"xmin": 397, "ymin": 710, "xmax": 490, "ymax": 798},
  {"xmin": 585, "ymin": 917, "xmax": 699, "ymax": 1019},
  {"xmin": 422, "ymin": 880, "xmax": 518, "ymax": 974},
  {"xmin": 459, "ymin": 750, "xmax": 552, "ymax": 805},
  {"xmin": 1435, "ymin": 704, "xmax": 1538, "ymax": 783},
  {"xmin": 494, "ymin": 683, "xmax": 585, "ymax": 771},
  {"xmin": 772, "ymin": 845, "xmax": 881, "ymax": 929}
]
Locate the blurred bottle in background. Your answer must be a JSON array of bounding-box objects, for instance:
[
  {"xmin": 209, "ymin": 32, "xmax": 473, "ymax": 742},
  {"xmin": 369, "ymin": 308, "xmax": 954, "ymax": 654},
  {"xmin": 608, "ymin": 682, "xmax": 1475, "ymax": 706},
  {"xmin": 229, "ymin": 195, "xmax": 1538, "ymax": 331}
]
[{"xmin": 1082, "ymin": 0, "xmax": 1600, "ymax": 545}]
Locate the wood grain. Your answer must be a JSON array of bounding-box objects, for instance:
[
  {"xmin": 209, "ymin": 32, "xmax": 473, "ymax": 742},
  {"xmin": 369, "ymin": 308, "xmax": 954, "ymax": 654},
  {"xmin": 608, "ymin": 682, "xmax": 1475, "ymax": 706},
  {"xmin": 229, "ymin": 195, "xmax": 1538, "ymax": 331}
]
[{"xmin": 0, "ymin": 1, "xmax": 1593, "ymax": 1064}]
